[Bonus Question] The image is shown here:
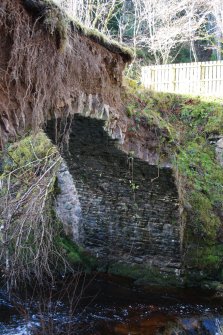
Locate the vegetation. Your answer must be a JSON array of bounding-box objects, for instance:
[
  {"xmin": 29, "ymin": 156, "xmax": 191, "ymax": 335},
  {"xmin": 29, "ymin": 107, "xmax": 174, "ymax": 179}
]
[
  {"xmin": 123, "ymin": 79, "xmax": 223, "ymax": 280},
  {"xmin": 109, "ymin": 262, "xmax": 180, "ymax": 286},
  {"xmin": 56, "ymin": 235, "xmax": 97, "ymax": 271},
  {"xmin": 23, "ymin": 0, "xmax": 133, "ymax": 61},
  {"xmin": 1, "ymin": 80, "xmax": 222, "ymax": 288},
  {"xmin": 0, "ymin": 130, "xmax": 101, "ymax": 289},
  {"xmin": 55, "ymin": 0, "xmax": 223, "ymax": 65},
  {"xmin": 0, "ymin": 0, "xmax": 222, "ymax": 290},
  {"xmin": 0, "ymin": 132, "xmax": 65, "ymax": 289}
]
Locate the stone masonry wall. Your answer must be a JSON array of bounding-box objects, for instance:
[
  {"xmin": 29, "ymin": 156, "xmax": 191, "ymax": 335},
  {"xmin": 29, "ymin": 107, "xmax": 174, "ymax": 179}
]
[{"xmin": 47, "ymin": 115, "xmax": 181, "ymax": 276}]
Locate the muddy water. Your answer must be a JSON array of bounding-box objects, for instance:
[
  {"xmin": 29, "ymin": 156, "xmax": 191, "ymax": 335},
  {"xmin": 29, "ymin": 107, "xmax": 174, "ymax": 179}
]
[{"xmin": 0, "ymin": 274, "xmax": 222, "ymax": 335}]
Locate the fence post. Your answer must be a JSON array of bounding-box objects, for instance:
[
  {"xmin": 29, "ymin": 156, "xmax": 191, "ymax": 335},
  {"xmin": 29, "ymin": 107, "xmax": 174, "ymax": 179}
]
[
  {"xmin": 141, "ymin": 67, "xmax": 152, "ymax": 89},
  {"xmin": 171, "ymin": 65, "xmax": 176, "ymax": 93},
  {"xmin": 200, "ymin": 63, "xmax": 205, "ymax": 95}
]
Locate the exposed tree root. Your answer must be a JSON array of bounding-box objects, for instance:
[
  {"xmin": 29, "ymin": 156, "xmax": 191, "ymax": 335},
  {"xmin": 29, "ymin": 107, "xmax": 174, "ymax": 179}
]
[{"xmin": 0, "ymin": 0, "xmax": 129, "ymax": 147}]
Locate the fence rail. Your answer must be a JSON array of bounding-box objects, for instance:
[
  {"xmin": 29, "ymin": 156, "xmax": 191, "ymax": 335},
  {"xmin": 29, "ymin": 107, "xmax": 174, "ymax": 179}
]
[{"xmin": 141, "ymin": 61, "xmax": 223, "ymax": 97}]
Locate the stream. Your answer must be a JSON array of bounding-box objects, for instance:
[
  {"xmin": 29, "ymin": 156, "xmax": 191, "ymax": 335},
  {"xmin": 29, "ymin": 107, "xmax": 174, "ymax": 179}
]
[{"xmin": 0, "ymin": 274, "xmax": 223, "ymax": 335}]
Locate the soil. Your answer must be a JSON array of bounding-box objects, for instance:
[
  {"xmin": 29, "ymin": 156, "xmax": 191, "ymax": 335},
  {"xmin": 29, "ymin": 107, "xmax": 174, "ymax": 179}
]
[{"xmin": 0, "ymin": 0, "xmax": 127, "ymax": 147}]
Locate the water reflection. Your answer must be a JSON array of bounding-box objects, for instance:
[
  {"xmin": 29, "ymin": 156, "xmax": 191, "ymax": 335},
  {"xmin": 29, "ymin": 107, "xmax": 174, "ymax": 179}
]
[{"xmin": 0, "ymin": 275, "xmax": 222, "ymax": 335}]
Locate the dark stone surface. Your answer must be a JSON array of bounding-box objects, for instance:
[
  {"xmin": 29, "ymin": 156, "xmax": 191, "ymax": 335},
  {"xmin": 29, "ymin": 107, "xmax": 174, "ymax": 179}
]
[{"xmin": 47, "ymin": 115, "xmax": 181, "ymax": 277}]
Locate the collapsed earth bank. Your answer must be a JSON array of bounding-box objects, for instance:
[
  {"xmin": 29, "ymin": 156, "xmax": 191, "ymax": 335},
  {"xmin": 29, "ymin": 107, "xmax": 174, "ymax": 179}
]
[{"xmin": 0, "ymin": 0, "xmax": 222, "ymax": 291}]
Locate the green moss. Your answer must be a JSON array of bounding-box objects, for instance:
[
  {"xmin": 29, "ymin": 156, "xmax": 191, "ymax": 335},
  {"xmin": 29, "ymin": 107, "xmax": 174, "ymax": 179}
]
[
  {"xmin": 57, "ymin": 236, "xmax": 97, "ymax": 271},
  {"xmin": 123, "ymin": 79, "xmax": 223, "ymax": 279},
  {"xmin": 83, "ymin": 27, "xmax": 134, "ymax": 62},
  {"xmin": 67, "ymin": 16, "xmax": 133, "ymax": 61},
  {"xmin": 0, "ymin": 131, "xmax": 60, "ymax": 204},
  {"xmin": 188, "ymin": 192, "xmax": 220, "ymax": 240},
  {"xmin": 184, "ymin": 244, "xmax": 223, "ymax": 285},
  {"xmin": 2, "ymin": 131, "xmax": 58, "ymax": 172},
  {"xmin": 108, "ymin": 262, "xmax": 180, "ymax": 287},
  {"xmin": 176, "ymin": 140, "xmax": 222, "ymax": 242}
]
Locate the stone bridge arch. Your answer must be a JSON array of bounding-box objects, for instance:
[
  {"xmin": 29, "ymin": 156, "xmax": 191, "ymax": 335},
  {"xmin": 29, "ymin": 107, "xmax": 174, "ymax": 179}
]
[
  {"xmin": 46, "ymin": 114, "xmax": 182, "ymax": 280},
  {"xmin": 0, "ymin": 0, "xmax": 182, "ymax": 282}
]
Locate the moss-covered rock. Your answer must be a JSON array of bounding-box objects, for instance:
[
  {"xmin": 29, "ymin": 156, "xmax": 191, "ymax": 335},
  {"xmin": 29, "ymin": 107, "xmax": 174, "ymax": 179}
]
[
  {"xmin": 56, "ymin": 235, "xmax": 97, "ymax": 272},
  {"xmin": 108, "ymin": 262, "xmax": 181, "ymax": 287}
]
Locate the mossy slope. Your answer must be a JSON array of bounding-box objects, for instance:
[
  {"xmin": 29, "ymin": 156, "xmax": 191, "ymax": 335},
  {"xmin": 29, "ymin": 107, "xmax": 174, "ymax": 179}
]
[{"xmin": 123, "ymin": 79, "xmax": 223, "ymax": 285}]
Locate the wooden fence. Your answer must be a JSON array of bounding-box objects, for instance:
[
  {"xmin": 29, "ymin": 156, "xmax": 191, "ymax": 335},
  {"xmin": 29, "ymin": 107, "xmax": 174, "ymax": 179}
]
[{"xmin": 141, "ymin": 61, "xmax": 223, "ymax": 97}]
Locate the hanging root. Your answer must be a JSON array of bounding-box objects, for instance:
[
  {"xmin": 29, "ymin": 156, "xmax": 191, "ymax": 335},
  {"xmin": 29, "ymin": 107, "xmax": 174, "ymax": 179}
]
[{"xmin": 0, "ymin": 0, "xmax": 130, "ymax": 148}]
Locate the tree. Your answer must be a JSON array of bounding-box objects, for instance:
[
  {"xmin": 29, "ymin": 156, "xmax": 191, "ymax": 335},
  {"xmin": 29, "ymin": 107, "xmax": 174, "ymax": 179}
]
[
  {"xmin": 210, "ymin": 0, "xmax": 223, "ymax": 59},
  {"xmin": 125, "ymin": 0, "xmax": 211, "ymax": 64},
  {"xmin": 54, "ymin": 0, "xmax": 219, "ymax": 64},
  {"xmin": 54, "ymin": 0, "xmax": 124, "ymax": 36}
]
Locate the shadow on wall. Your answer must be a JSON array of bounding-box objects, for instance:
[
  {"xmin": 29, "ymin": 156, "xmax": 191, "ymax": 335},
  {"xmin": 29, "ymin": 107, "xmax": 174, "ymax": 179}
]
[{"xmin": 46, "ymin": 115, "xmax": 181, "ymax": 278}]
